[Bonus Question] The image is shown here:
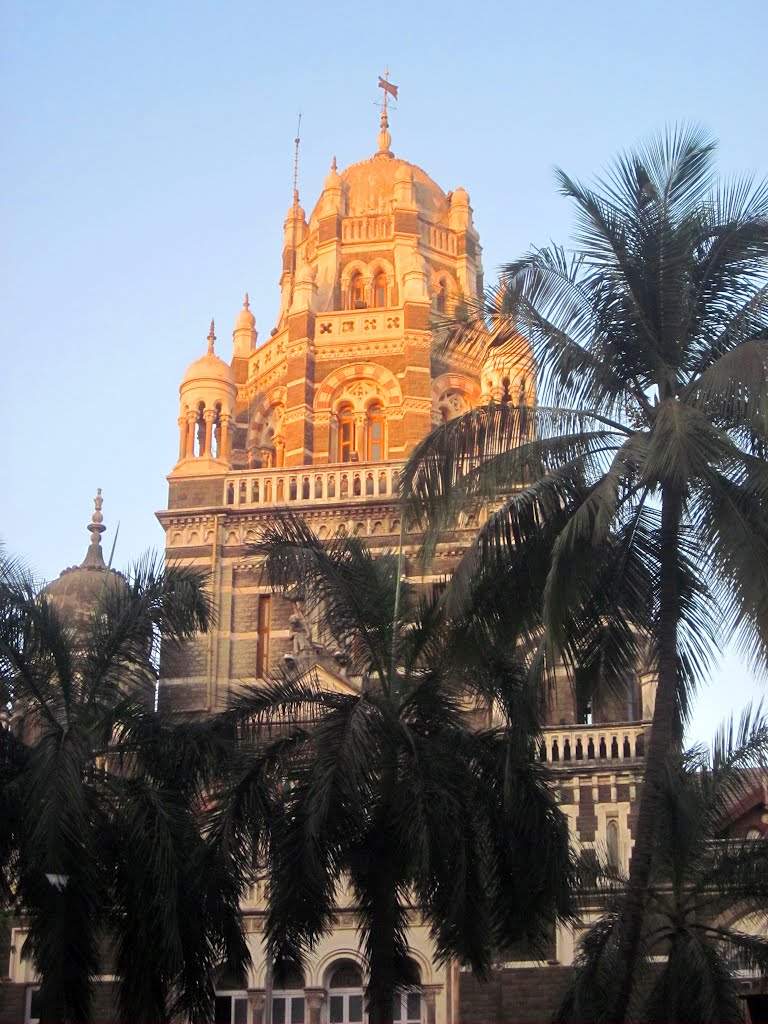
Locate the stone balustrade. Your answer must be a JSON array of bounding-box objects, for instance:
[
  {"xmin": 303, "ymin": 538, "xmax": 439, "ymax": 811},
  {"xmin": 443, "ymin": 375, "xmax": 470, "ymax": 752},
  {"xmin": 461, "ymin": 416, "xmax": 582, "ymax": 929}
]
[
  {"xmin": 421, "ymin": 223, "xmax": 457, "ymax": 255},
  {"xmin": 539, "ymin": 721, "xmax": 647, "ymax": 765},
  {"xmin": 342, "ymin": 214, "xmax": 393, "ymax": 242},
  {"xmin": 225, "ymin": 461, "xmax": 402, "ymax": 509}
]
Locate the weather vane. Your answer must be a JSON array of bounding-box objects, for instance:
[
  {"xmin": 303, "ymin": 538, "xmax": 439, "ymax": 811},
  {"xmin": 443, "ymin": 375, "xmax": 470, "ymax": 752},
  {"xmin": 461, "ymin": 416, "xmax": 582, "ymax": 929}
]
[{"xmin": 376, "ymin": 68, "xmax": 398, "ymax": 154}]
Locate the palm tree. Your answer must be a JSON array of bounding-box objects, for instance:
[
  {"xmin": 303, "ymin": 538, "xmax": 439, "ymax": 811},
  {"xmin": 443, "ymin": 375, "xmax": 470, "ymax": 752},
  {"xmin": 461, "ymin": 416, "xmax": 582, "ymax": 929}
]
[
  {"xmin": 208, "ymin": 510, "xmax": 574, "ymax": 1024},
  {"xmin": 557, "ymin": 706, "xmax": 768, "ymax": 1023},
  {"xmin": 0, "ymin": 550, "xmax": 248, "ymax": 1024},
  {"xmin": 400, "ymin": 126, "xmax": 768, "ymax": 1020}
]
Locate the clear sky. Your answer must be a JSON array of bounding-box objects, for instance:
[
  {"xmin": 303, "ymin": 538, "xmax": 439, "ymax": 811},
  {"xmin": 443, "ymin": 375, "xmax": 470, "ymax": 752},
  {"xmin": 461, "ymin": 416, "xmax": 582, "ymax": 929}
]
[{"xmin": 2, "ymin": 0, "xmax": 766, "ymax": 741}]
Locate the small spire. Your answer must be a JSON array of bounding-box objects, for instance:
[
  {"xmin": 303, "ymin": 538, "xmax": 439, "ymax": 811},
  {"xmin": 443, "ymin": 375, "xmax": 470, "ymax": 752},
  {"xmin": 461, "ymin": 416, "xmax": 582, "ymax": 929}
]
[
  {"xmin": 331, "ymin": 155, "xmax": 337, "ymax": 173},
  {"xmin": 292, "ymin": 113, "xmax": 302, "ymax": 207},
  {"xmin": 207, "ymin": 318, "xmax": 216, "ymax": 354},
  {"xmin": 243, "ymin": 293, "xmax": 250, "ymax": 311},
  {"xmin": 82, "ymin": 489, "xmax": 106, "ymax": 568}
]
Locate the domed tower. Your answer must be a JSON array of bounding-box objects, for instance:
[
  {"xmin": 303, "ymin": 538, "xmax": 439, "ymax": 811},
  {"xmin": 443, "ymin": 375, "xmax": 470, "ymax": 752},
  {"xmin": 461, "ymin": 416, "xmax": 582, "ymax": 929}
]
[
  {"xmin": 44, "ymin": 490, "xmax": 127, "ymax": 629},
  {"xmin": 175, "ymin": 319, "xmax": 237, "ymax": 475},
  {"xmin": 158, "ymin": 109, "xmax": 531, "ymax": 712}
]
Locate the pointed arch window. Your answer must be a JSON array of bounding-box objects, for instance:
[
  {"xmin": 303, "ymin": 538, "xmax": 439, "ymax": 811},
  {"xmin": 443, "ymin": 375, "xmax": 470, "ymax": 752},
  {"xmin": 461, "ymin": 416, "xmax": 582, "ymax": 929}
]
[
  {"xmin": 338, "ymin": 404, "xmax": 355, "ymax": 463},
  {"xmin": 367, "ymin": 403, "xmax": 384, "ymax": 462},
  {"xmin": 373, "ymin": 271, "xmax": 388, "ymax": 308}
]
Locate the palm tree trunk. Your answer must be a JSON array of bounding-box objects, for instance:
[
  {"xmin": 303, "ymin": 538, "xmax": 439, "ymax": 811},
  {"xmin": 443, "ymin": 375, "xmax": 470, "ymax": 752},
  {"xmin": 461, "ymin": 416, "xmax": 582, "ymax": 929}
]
[
  {"xmin": 365, "ymin": 864, "xmax": 398, "ymax": 1024},
  {"xmin": 610, "ymin": 485, "xmax": 683, "ymax": 1022}
]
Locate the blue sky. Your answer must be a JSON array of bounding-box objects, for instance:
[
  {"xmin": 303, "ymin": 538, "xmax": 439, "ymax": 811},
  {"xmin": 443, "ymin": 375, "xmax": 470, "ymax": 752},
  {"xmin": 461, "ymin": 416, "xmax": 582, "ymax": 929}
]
[{"xmin": 2, "ymin": 0, "xmax": 766, "ymax": 741}]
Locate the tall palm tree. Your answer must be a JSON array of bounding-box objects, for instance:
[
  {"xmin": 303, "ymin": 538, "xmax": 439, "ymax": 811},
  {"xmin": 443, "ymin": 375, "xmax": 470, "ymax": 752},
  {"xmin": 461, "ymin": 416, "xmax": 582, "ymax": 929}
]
[
  {"xmin": 557, "ymin": 706, "xmax": 768, "ymax": 1023},
  {"xmin": 400, "ymin": 126, "xmax": 768, "ymax": 1020},
  {"xmin": 0, "ymin": 551, "xmax": 248, "ymax": 1024},
  {"xmin": 208, "ymin": 511, "xmax": 574, "ymax": 1024}
]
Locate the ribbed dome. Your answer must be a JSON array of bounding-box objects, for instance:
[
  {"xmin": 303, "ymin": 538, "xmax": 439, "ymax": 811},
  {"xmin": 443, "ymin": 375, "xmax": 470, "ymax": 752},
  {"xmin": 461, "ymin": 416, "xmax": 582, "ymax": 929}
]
[
  {"xmin": 310, "ymin": 154, "xmax": 449, "ymax": 225},
  {"xmin": 43, "ymin": 491, "xmax": 128, "ymax": 630}
]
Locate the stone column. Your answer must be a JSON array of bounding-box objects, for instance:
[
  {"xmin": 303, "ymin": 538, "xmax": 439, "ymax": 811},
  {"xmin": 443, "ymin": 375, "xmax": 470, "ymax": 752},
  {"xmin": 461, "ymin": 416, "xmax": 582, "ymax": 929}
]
[
  {"xmin": 178, "ymin": 416, "xmax": 188, "ymax": 461},
  {"xmin": 354, "ymin": 413, "xmax": 367, "ymax": 461},
  {"xmin": 203, "ymin": 408, "xmax": 216, "ymax": 457},
  {"xmin": 304, "ymin": 988, "xmax": 327, "ymax": 1024},
  {"xmin": 422, "ymin": 985, "xmax": 441, "ymax": 1024},
  {"xmin": 187, "ymin": 410, "xmax": 198, "ymax": 457},
  {"xmin": 219, "ymin": 413, "xmax": 231, "ymax": 461},
  {"xmin": 274, "ymin": 437, "xmax": 286, "ymax": 469},
  {"xmin": 248, "ymin": 989, "xmax": 267, "ymax": 1024}
]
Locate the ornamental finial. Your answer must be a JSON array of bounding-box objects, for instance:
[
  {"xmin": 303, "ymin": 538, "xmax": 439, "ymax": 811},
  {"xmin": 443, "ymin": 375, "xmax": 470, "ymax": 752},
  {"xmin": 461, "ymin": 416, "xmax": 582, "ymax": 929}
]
[
  {"xmin": 207, "ymin": 318, "xmax": 216, "ymax": 354},
  {"xmin": 82, "ymin": 488, "xmax": 106, "ymax": 568},
  {"xmin": 376, "ymin": 69, "xmax": 397, "ymax": 156}
]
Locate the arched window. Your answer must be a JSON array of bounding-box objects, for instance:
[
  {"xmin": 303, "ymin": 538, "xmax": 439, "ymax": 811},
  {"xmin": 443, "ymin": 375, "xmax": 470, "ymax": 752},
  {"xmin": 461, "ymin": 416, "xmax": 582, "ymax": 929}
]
[
  {"xmin": 435, "ymin": 279, "xmax": 448, "ymax": 314},
  {"xmin": 350, "ymin": 273, "xmax": 366, "ymax": 309},
  {"xmin": 328, "ymin": 960, "xmax": 363, "ymax": 1024},
  {"xmin": 214, "ymin": 967, "xmax": 248, "ymax": 1024},
  {"xmin": 367, "ymin": 403, "xmax": 384, "ymax": 462},
  {"xmin": 337, "ymin": 404, "xmax": 355, "ymax": 463},
  {"xmin": 607, "ymin": 819, "xmax": 620, "ymax": 870},
  {"xmin": 273, "ymin": 965, "xmax": 305, "ymax": 1024},
  {"xmin": 393, "ymin": 961, "xmax": 422, "ymax": 1024},
  {"xmin": 373, "ymin": 271, "xmax": 388, "ymax": 308}
]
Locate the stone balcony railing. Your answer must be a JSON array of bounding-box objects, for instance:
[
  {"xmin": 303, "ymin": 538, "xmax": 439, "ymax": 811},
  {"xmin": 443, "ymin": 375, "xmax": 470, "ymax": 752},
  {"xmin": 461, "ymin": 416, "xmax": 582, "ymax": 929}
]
[
  {"xmin": 342, "ymin": 214, "xmax": 393, "ymax": 242},
  {"xmin": 539, "ymin": 721, "xmax": 647, "ymax": 765},
  {"xmin": 225, "ymin": 461, "xmax": 403, "ymax": 509}
]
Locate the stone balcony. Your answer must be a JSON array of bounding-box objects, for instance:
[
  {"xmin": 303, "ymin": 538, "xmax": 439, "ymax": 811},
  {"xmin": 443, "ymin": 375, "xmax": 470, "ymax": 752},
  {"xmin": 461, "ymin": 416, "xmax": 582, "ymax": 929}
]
[
  {"xmin": 539, "ymin": 721, "xmax": 648, "ymax": 766},
  {"xmin": 225, "ymin": 460, "xmax": 403, "ymax": 509}
]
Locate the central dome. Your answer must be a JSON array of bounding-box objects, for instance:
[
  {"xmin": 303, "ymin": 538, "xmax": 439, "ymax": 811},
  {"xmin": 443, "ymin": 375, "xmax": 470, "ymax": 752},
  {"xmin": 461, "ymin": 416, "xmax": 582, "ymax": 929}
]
[{"xmin": 310, "ymin": 153, "xmax": 449, "ymax": 225}]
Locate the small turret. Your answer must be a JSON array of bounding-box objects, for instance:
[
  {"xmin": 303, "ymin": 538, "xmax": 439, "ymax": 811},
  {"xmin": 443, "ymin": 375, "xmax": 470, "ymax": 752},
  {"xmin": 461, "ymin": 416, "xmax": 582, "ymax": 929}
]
[
  {"xmin": 233, "ymin": 293, "xmax": 257, "ymax": 357},
  {"xmin": 176, "ymin": 320, "xmax": 237, "ymax": 470}
]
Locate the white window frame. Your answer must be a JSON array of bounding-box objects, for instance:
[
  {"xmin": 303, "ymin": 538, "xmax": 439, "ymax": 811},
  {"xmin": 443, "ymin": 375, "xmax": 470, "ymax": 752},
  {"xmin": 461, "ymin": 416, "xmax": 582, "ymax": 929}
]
[
  {"xmin": 393, "ymin": 988, "xmax": 422, "ymax": 1024},
  {"xmin": 214, "ymin": 988, "xmax": 250, "ymax": 1024},
  {"xmin": 272, "ymin": 989, "xmax": 305, "ymax": 1024},
  {"xmin": 25, "ymin": 986, "xmax": 40, "ymax": 1024},
  {"xmin": 327, "ymin": 987, "xmax": 365, "ymax": 1024}
]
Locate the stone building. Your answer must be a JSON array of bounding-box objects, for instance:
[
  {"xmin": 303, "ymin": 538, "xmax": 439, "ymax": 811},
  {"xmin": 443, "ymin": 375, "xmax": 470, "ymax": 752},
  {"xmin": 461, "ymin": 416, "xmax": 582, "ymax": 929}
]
[
  {"xmin": 9, "ymin": 113, "xmax": 763, "ymax": 1024},
  {"xmin": 153, "ymin": 110, "xmax": 654, "ymax": 1024}
]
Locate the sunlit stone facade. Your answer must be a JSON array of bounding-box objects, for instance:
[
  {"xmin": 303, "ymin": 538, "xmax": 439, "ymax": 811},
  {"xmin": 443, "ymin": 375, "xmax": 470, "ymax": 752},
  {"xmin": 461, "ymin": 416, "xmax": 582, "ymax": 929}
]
[
  {"xmin": 151, "ymin": 120, "xmax": 656, "ymax": 1024},
  {"xmin": 2, "ymin": 120, "xmax": 765, "ymax": 1024}
]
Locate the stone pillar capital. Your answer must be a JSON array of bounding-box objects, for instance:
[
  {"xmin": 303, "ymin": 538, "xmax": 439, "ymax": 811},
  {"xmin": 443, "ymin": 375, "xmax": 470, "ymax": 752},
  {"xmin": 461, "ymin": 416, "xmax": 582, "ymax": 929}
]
[
  {"xmin": 247, "ymin": 989, "xmax": 267, "ymax": 1024},
  {"xmin": 304, "ymin": 987, "xmax": 327, "ymax": 1024},
  {"xmin": 422, "ymin": 984, "xmax": 441, "ymax": 1024},
  {"xmin": 203, "ymin": 408, "xmax": 217, "ymax": 423}
]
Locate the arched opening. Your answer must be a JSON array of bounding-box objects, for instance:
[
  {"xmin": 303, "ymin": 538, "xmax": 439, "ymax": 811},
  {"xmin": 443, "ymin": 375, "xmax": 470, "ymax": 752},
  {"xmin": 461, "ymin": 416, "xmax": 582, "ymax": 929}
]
[
  {"xmin": 350, "ymin": 273, "xmax": 366, "ymax": 310},
  {"xmin": 367, "ymin": 402, "xmax": 384, "ymax": 461},
  {"xmin": 607, "ymin": 819, "xmax": 620, "ymax": 870},
  {"xmin": 435, "ymin": 278, "xmax": 448, "ymax": 314},
  {"xmin": 393, "ymin": 960, "xmax": 423, "ymax": 1024},
  {"xmin": 195, "ymin": 402, "xmax": 206, "ymax": 456},
  {"xmin": 337, "ymin": 404, "xmax": 355, "ymax": 463},
  {"xmin": 213, "ymin": 402, "xmax": 223, "ymax": 457},
  {"xmin": 372, "ymin": 271, "xmax": 388, "ymax": 308},
  {"xmin": 273, "ymin": 965, "xmax": 306, "ymax": 1024},
  {"xmin": 328, "ymin": 961, "xmax": 364, "ymax": 1024},
  {"xmin": 214, "ymin": 966, "xmax": 248, "ymax": 1024}
]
